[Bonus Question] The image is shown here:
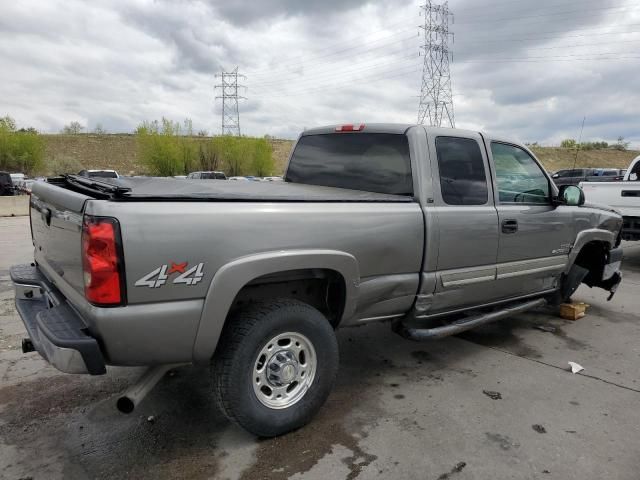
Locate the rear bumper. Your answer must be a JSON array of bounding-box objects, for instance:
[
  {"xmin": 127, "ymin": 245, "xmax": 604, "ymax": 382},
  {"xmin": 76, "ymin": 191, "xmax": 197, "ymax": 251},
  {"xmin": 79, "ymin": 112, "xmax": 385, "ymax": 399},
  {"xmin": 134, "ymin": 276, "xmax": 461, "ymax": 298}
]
[{"xmin": 10, "ymin": 264, "xmax": 106, "ymax": 375}]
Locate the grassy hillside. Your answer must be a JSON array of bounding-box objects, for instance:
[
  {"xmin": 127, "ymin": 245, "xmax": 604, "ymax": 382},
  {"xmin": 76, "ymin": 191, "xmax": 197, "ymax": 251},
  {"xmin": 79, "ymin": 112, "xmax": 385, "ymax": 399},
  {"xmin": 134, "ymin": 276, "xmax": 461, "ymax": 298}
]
[
  {"xmin": 530, "ymin": 146, "xmax": 638, "ymax": 172},
  {"xmin": 39, "ymin": 134, "xmax": 638, "ymax": 176}
]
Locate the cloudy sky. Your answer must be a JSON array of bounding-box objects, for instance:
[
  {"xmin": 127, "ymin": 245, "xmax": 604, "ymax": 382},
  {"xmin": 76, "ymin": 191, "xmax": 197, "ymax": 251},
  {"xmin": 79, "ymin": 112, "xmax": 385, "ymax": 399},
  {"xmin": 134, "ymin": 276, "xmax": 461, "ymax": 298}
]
[{"xmin": 1, "ymin": 0, "xmax": 639, "ymax": 146}]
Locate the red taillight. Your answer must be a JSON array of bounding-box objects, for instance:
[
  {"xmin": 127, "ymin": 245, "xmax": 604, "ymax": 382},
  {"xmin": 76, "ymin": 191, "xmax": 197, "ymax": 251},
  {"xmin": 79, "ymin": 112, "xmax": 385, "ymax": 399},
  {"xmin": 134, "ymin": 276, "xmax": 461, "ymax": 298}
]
[
  {"xmin": 82, "ymin": 216, "xmax": 125, "ymax": 306},
  {"xmin": 335, "ymin": 124, "xmax": 365, "ymax": 132}
]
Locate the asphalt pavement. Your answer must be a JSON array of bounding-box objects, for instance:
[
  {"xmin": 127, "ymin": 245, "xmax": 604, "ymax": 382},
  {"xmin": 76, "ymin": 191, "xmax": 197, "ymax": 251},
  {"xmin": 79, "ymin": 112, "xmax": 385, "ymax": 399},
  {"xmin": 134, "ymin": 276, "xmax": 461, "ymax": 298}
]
[{"xmin": 1, "ymin": 216, "xmax": 639, "ymax": 480}]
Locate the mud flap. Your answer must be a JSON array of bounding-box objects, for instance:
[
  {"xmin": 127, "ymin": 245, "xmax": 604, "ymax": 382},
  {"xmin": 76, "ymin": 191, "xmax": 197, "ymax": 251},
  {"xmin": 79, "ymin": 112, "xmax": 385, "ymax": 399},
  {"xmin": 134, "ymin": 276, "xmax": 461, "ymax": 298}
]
[{"xmin": 561, "ymin": 264, "xmax": 589, "ymax": 301}]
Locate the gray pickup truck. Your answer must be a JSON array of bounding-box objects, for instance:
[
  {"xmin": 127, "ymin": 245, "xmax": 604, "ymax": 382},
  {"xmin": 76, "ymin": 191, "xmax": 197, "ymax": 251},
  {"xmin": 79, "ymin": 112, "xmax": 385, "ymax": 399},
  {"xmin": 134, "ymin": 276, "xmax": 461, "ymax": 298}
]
[{"xmin": 11, "ymin": 124, "xmax": 623, "ymax": 436}]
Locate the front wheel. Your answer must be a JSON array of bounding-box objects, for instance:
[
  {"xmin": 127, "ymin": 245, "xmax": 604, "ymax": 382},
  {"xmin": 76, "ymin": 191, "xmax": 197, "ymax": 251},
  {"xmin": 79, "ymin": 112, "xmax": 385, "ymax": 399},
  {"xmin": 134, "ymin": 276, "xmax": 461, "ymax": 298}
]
[{"xmin": 211, "ymin": 299, "xmax": 339, "ymax": 437}]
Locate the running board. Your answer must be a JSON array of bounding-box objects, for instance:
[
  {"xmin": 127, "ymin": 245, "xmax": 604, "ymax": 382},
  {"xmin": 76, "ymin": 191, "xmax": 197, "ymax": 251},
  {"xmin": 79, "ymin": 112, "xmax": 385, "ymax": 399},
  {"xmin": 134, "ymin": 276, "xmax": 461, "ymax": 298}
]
[{"xmin": 394, "ymin": 298, "xmax": 547, "ymax": 341}]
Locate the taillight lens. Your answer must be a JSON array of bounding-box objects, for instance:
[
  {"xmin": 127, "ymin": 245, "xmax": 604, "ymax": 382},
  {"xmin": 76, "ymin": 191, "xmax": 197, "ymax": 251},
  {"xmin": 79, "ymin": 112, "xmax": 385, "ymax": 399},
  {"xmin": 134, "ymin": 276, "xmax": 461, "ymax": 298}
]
[{"xmin": 82, "ymin": 216, "xmax": 125, "ymax": 306}]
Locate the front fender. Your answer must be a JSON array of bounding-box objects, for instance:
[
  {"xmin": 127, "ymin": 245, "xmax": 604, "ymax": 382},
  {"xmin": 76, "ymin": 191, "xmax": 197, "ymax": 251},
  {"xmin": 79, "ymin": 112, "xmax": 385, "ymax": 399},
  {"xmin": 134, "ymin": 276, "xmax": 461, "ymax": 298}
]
[
  {"xmin": 191, "ymin": 249, "xmax": 360, "ymax": 364},
  {"xmin": 566, "ymin": 228, "xmax": 616, "ymax": 273}
]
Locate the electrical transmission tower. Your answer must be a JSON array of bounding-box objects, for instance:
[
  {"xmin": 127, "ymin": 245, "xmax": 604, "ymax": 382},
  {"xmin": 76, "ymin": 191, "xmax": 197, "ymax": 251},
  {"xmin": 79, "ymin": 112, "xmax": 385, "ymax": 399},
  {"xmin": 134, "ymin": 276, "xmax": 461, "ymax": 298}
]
[
  {"xmin": 215, "ymin": 67, "xmax": 246, "ymax": 136},
  {"xmin": 417, "ymin": 1, "xmax": 455, "ymax": 128}
]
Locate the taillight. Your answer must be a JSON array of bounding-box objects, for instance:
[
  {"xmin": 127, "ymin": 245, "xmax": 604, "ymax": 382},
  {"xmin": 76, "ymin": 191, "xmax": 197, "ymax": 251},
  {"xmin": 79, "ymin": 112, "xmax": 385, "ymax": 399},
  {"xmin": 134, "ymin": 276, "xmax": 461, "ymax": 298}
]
[
  {"xmin": 335, "ymin": 124, "xmax": 365, "ymax": 132},
  {"xmin": 82, "ymin": 216, "xmax": 125, "ymax": 306}
]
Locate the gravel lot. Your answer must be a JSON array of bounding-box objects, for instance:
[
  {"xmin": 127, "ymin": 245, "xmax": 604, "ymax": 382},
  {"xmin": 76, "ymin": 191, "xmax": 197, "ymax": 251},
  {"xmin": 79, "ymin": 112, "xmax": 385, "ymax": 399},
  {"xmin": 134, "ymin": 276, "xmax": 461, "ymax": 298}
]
[{"xmin": 1, "ymin": 216, "xmax": 639, "ymax": 480}]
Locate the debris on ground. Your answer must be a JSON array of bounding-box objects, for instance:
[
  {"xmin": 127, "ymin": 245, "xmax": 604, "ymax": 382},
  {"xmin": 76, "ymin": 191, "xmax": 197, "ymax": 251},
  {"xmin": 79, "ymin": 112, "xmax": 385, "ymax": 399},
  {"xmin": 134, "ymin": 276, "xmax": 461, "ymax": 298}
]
[
  {"xmin": 147, "ymin": 415, "xmax": 155, "ymax": 423},
  {"xmin": 560, "ymin": 302, "xmax": 589, "ymax": 321},
  {"xmin": 482, "ymin": 390, "xmax": 502, "ymax": 400},
  {"xmin": 437, "ymin": 461, "xmax": 467, "ymax": 480},
  {"xmin": 568, "ymin": 362, "xmax": 585, "ymax": 374},
  {"xmin": 534, "ymin": 325, "xmax": 557, "ymax": 333},
  {"xmin": 532, "ymin": 424, "xmax": 547, "ymax": 434}
]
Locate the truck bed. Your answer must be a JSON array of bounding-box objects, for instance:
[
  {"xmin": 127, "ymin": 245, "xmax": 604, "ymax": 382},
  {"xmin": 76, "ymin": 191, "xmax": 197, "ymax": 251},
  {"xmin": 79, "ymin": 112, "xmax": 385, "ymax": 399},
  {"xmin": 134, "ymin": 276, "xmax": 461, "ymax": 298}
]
[{"xmin": 59, "ymin": 175, "xmax": 414, "ymax": 203}]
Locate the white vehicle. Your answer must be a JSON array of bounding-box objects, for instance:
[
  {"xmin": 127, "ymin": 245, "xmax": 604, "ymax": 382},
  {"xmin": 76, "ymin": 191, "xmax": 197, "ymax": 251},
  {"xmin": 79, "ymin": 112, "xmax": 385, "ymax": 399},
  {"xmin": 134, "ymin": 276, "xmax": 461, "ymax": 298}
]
[
  {"xmin": 580, "ymin": 155, "xmax": 640, "ymax": 241},
  {"xmin": 228, "ymin": 176, "xmax": 249, "ymax": 181},
  {"xmin": 78, "ymin": 169, "xmax": 119, "ymax": 179}
]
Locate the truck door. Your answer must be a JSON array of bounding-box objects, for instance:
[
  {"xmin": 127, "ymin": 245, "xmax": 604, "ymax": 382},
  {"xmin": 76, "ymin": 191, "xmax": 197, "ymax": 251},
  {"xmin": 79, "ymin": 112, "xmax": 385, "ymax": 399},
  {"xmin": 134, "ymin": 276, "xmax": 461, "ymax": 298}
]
[
  {"xmin": 427, "ymin": 132, "xmax": 501, "ymax": 313},
  {"xmin": 486, "ymin": 140, "xmax": 574, "ymax": 297}
]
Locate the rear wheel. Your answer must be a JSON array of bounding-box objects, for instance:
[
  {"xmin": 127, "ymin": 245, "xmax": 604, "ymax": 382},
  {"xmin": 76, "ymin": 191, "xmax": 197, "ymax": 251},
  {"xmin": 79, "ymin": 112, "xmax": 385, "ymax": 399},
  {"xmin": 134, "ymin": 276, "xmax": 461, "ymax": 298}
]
[{"xmin": 212, "ymin": 299, "xmax": 339, "ymax": 437}]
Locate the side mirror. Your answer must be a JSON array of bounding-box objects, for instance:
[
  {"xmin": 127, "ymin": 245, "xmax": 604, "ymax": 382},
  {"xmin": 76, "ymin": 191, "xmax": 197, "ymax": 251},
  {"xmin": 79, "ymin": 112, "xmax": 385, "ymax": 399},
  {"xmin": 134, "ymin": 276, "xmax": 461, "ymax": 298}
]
[{"xmin": 559, "ymin": 185, "xmax": 585, "ymax": 206}]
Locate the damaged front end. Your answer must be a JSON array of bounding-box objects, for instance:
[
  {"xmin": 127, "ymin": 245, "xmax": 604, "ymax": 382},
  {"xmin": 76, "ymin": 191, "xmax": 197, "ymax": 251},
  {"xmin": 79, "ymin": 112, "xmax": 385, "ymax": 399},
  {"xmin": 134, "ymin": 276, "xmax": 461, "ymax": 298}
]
[{"xmin": 565, "ymin": 244, "xmax": 623, "ymax": 302}]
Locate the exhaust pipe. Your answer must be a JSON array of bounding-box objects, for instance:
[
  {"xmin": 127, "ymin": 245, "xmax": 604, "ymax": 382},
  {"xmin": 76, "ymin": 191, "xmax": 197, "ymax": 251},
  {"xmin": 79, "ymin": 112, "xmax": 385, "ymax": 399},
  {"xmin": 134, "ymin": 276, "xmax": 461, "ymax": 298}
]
[{"xmin": 116, "ymin": 364, "xmax": 185, "ymax": 414}]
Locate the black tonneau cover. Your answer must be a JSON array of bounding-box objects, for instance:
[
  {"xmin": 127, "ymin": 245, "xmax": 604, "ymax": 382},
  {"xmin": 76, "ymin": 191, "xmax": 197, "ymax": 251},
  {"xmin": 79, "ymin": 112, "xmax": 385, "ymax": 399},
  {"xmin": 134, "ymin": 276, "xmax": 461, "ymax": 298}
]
[{"xmin": 61, "ymin": 175, "xmax": 413, "ymax": 203}]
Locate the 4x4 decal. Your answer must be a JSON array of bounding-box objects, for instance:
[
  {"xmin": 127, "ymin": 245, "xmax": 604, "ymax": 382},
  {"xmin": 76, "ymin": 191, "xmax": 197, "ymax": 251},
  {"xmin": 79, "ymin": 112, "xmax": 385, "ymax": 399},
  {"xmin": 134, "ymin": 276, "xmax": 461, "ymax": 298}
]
[{"xmin": 135, "ymin": 262, "xmax": 204, "ymax": 288}]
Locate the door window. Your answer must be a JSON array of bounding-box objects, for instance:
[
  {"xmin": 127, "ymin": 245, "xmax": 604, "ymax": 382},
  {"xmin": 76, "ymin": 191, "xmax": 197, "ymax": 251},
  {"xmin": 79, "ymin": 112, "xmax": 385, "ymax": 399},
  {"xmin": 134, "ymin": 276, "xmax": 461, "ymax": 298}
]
[
  {"xmin": 491, "ymin": 142, "xmax": 550, "ymax": 204},
  {"xmin": 435, "ymin": 136, "xmax": 488, "ymax": 205}
]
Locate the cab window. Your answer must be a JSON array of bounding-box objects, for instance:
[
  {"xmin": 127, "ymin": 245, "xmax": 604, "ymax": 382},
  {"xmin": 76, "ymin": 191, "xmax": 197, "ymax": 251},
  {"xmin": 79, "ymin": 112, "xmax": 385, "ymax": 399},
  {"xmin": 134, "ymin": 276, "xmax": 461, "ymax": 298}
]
[
  {"xmin": 435, "ymin": 136, "xmax": 488, "ymax": 205},
  {"xmin": 491, "ymin": 142, "xmax": 550, "ymax": 204}
]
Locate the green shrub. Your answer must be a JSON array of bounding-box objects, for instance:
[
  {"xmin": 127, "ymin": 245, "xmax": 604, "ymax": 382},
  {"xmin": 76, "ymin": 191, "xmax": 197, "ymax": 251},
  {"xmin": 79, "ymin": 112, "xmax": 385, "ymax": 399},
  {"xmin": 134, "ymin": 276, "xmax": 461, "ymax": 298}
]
[
  {"xmin": 136, "ymin": 118, "xmax": 274, "ymax": 177},
  {"xmin": 0, "ymin": 115, "xmax": 44, "ymax": 174},
  {"xmin": 47, "ymin": 155, "xmax": 84, "ymax": 176},
  {"xmin": 136, "ymin": 118, "xmax": 196, "ymax": 176}
]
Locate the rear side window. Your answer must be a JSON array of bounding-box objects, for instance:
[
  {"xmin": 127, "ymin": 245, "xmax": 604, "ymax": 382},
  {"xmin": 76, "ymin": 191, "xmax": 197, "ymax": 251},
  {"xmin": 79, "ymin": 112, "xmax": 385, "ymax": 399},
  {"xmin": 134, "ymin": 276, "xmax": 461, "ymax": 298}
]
[
  {"xmin": 286, "ymin": 133, "xmax": 413, "ymax": 195},
  {"xmin": 435, "ymin": 136, "xmax": 488, "ymax": 205}
]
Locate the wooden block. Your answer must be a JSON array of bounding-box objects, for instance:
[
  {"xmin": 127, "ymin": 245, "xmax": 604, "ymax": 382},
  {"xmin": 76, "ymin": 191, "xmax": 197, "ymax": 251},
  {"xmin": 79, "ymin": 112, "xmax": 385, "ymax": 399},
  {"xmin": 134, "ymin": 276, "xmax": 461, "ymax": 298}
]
[{"xmin": 559, "ymin": 302, "xmax": 590, "ymax": 321}]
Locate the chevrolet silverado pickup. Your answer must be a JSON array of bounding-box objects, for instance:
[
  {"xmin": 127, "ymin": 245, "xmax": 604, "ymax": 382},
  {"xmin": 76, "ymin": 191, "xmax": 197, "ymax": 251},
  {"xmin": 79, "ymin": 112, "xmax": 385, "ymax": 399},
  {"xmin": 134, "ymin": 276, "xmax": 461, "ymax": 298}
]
[
  {"xmin": 580, "ymin": 155, "xmax": 640, "ymax": 241},
  {"xmin": 12, "ymin": 124, "xmax": 623, "ymax": 436}
]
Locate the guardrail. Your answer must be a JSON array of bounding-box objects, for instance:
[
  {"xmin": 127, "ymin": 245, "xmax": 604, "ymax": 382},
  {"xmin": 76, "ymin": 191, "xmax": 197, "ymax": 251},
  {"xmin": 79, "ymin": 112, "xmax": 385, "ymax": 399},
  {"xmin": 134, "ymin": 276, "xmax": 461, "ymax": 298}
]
[{"xmin": 0, "ymin": 195, "xmax": 29, "ymax": 216}]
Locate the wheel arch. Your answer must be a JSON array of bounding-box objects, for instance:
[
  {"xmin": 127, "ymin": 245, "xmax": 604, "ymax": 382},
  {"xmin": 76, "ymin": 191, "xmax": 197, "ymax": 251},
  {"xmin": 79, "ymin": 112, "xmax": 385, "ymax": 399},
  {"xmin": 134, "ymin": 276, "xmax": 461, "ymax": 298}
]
[
  {"xmin": 566, "ymin": 228, "xmax": 616, "ymax": 273},
  {"xmin": 192, "ymin": 249, "xmax": 359, "ymax": 364}
]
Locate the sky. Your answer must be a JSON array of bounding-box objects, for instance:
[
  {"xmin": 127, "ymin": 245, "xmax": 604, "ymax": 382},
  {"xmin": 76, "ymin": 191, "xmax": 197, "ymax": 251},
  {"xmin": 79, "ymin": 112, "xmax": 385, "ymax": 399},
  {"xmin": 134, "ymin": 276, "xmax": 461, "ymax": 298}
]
[{"xmin": 1, "ymin": 0, "xmax": 639, "ymax": 146}]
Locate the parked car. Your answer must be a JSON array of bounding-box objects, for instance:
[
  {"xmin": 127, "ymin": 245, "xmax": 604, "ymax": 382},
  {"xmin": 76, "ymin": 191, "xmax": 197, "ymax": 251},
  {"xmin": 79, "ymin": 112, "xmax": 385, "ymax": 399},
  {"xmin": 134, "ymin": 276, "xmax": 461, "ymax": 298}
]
[
  {"xmin": 228, "ymin": 176, "xmax": 249, "ymax": 181},
  {"xmin": 262, "ymin": 176, "xmax": 284, "ymax": 182},
  {"xmin": 11, "ymin": 123, "xmax": 623, "ymax": 437},
  {"xmin": 187, "ymin": 171, "xmax": 227, "ymax": 180},
  {"xmin": 589, "ymin": 168, "xmax": 626, "ymax": 182},
  {"xmin": 580, "ymin": 155, "xmax": 640, "ymax": 241},
  {"xmin": 0, "ymin": 171, "xmax": 14, "ymax": 196},
  {"xmin": 552, "ymin": 167, "xmax": 625, "ymax": 186},
  {"xmin": 78, "ymin": 169, "xmax": 119, "ymax": 179}
]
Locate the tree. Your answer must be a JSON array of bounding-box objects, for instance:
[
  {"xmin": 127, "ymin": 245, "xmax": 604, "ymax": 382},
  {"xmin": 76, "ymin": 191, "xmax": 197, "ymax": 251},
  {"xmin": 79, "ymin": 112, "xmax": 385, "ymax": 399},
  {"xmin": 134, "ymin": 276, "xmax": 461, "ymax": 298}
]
[
  {"xmin": 93, "ymin": 123, "xmax": 107, "ymax": 135},
  {"xmin": 61, "ymin": 121, "xmax": 85, "ymax": 134},
  {"xmin": 0, "ymin": 115, "xmax": 44, "ymax": 174},
  {"xmin": 0, "ymin": 115, "xmax": 16, "ymax": 132},
  {"xmin": 251, "ymin": 138, "xmax": 274, "ymax": 176},
  {"xmin": 614, "ymin": 136, "xmax": 630, "ymax": 151},
  {"xmin": 560, "ymin": 139, "xmax": 577, "ymax": 149}
]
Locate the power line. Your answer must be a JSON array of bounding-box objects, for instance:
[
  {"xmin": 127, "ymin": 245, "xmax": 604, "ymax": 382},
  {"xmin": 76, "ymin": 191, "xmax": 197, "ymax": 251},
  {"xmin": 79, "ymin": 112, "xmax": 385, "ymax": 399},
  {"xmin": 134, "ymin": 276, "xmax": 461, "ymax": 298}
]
[
  {"xmin": 418, "ymin": 0, "xmax": 454, "ymax": 128},
  {"xmin": 250, "ymin": 52, "xmax": 417, "ymax": 91},
  {"xmin": 247, "ymin": 31, "xmax": 419, "ymax": 79},
  {"xmin": 456, "ymin": 4, "xmax": 636, "ymax": 24},
  {"xmin": 250, "ymin": 65, "xmax": 420, "ymax": 98},
  {"xmin": 214, "ymin": 67, "xmax": 246, "ymax": 136}
]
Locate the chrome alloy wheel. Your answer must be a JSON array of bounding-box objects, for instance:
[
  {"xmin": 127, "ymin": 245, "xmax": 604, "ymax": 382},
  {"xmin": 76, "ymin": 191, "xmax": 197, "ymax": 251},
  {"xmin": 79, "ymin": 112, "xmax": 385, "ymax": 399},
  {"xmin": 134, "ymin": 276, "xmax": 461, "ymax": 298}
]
[{"xmin": 252, "ymin": 332, "xmax": 317, "ymax": 409}]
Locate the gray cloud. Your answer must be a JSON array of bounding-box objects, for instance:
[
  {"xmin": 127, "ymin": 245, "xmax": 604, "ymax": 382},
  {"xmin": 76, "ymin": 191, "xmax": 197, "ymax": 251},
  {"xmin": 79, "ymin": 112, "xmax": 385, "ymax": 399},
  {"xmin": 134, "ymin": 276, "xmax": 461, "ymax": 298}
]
[{"xmin": 0, "ymin": 0, "xmax": 638, "ymax": 148}]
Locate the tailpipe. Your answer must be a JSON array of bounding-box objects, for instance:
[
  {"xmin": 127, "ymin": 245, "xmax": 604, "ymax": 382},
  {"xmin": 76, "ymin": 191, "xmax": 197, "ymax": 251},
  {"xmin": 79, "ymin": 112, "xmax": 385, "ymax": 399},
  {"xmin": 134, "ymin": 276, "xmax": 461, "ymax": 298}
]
[{"xmin": 116, "ymin": 364, "xmax": 185, "ymax": 414}]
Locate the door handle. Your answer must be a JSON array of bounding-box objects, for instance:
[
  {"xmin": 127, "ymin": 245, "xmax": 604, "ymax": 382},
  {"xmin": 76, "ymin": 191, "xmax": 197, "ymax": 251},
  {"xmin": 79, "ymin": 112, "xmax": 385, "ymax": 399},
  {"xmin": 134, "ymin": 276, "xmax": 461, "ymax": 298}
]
[{"xmin": 501, "ymin": 219, "xmax": 518, "ymax": 234}]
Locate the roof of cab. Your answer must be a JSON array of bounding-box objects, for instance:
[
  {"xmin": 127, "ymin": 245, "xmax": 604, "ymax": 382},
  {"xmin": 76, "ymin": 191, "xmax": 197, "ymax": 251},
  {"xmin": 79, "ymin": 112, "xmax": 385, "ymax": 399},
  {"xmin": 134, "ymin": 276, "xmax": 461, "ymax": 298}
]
[{"xmin": 301, "ymin": 123, "xmax": 484, "ymax": 138}]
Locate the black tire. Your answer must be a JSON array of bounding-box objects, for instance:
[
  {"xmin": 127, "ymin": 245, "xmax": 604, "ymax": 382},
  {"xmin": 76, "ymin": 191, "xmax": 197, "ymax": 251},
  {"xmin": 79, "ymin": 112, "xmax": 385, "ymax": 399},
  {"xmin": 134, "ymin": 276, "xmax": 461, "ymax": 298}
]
[{"xmin": 211, "ymin": 298, "xmax": 339, "ymax": 437}]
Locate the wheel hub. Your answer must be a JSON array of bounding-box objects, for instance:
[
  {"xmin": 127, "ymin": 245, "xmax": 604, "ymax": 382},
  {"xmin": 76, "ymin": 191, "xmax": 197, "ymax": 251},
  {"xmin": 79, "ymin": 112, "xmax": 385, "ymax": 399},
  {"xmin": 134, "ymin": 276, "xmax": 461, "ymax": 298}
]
[
  {"xmin": 252, "ymin": 332, "xmax": 317, "ymax": 409},
  {"xmin": 267, "ymin": 350, "xmax": 299, "ymax": 386}
]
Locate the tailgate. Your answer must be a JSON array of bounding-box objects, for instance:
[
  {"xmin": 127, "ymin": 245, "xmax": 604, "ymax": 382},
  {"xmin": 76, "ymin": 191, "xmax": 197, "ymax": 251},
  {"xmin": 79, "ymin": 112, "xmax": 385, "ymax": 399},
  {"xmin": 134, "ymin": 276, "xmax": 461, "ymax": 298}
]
[{"xmin": 30, "ymin": 181, "xmax": 90, "ymax": 300}]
